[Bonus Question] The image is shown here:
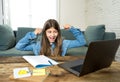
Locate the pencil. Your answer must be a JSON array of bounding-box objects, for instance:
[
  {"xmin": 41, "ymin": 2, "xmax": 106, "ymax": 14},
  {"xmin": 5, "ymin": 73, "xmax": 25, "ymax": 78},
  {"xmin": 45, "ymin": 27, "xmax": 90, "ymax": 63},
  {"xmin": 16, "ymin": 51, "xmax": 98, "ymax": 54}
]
[{"xmin": 48, "ymin": 60, "xmax": 53, "ymax": 65}]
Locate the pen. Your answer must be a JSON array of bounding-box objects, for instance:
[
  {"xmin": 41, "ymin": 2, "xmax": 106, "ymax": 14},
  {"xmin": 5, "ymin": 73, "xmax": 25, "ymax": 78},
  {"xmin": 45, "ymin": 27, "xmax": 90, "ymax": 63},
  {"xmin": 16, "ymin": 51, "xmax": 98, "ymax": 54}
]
[{"xmin": 48, "ymin": 60, "xmax": 53, "ymax": 65}]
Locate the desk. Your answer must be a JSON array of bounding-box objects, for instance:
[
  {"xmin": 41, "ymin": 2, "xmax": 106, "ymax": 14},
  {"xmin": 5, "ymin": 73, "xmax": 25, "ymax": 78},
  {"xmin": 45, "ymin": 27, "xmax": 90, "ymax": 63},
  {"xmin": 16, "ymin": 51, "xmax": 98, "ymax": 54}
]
[{"xmin": 0, "ymin": 56, "xmax": 120, "ymax": 82}]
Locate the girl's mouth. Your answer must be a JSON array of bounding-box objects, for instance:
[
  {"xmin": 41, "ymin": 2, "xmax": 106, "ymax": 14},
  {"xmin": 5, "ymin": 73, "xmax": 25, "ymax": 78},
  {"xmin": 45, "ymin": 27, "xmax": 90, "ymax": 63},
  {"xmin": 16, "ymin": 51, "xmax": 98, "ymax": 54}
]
[{"xmin": 49, "ymin": 36, "xmax": 56, "ymax": 42}]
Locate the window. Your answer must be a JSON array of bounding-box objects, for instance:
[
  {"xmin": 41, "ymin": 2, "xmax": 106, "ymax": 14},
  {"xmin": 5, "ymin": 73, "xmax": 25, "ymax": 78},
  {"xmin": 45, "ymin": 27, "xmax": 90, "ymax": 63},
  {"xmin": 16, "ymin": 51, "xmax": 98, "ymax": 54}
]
[{"xmin": 4, "ymin": 0, "xmax": 58, "ymax": 30}]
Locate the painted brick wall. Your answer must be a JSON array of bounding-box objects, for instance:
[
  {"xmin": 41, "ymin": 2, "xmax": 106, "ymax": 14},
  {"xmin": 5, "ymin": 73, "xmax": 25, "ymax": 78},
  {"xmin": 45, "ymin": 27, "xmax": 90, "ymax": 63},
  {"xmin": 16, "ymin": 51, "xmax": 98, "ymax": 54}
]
[{"xmin": 86, "ymin": 0, "xmax": 120, "ymax": 61}]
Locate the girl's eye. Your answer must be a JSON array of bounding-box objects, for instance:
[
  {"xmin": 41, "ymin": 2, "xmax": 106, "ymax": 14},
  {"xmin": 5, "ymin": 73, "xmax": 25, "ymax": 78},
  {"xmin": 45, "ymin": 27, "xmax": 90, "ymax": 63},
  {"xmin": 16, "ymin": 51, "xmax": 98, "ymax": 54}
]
[
  {"xmin": 47, "ymin": 31, "xmax": 51, "ymax": 33},
  {"xmin": 54, "ymin": 31, "xmax": 58, "ymax": 33}
]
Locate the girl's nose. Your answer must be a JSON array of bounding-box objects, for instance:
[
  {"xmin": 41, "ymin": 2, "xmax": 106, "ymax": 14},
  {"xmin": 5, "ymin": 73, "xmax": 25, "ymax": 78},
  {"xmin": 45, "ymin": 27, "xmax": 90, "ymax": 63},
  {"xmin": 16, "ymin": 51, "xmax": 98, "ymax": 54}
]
[{"xmin": 51, "ymin": 32, "xmax": 55, "ymax": 36}]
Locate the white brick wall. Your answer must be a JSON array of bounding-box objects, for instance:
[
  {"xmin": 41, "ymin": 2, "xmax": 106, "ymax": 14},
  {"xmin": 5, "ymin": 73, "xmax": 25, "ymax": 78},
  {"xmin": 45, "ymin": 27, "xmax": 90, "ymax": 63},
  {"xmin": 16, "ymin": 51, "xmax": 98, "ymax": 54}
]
[
  {"xmin": 86, "ymin": 0, "xmax": 120, "ymax": 37},
  {"xmin": 86, "ymin": 0, "xmax": 120, "ymax": 61}
]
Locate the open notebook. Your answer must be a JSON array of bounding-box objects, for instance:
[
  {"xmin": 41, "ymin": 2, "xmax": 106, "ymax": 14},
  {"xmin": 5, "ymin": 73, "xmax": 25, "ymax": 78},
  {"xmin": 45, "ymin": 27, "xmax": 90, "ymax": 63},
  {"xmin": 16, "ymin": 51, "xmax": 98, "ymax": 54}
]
[{"xmin": 23, "ymin": 55, "xmax": 58, "ymax": 68}]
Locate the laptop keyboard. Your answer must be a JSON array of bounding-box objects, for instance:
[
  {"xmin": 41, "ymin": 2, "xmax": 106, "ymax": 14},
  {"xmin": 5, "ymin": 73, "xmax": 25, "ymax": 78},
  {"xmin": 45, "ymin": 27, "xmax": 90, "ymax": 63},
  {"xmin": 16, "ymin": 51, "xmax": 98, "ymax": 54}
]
[{"xmin": 70, "ymin": 65, "xmax": 83, "ymax": 72}]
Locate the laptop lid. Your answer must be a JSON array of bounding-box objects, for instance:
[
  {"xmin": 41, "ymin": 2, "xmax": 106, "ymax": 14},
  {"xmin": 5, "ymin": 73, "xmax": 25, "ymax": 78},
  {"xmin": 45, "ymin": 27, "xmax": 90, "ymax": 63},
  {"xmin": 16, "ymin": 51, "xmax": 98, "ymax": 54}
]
[
  {"xmin": 80, "ymin": 39, "xmax": 120, "ymax": 76},
  {"xmin": 58, "ymin": 39, "xmax": 120, "ymax": 76}
]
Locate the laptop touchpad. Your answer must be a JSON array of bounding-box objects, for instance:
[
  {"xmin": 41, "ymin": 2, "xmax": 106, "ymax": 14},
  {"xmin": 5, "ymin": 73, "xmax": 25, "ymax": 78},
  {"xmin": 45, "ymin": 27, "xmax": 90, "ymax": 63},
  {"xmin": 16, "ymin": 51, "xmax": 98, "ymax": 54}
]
[{"xmin": 70, "ymin": 64, "xmax": 83, "ymax": 72}]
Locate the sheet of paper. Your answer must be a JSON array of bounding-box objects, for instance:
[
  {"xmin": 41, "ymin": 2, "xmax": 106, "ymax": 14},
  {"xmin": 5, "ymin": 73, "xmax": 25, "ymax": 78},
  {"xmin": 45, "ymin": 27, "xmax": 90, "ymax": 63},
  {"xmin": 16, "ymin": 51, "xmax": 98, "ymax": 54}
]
[{"xmin": 13, "ymin": 67, "xmax": 31, "ymax": 78}]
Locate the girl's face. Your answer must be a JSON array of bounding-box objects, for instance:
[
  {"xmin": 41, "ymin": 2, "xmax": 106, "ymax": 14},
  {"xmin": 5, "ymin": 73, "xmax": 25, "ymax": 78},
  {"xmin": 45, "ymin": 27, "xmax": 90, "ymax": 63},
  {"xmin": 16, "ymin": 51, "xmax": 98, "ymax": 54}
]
[{"xmin": 46, "ymin": 27, "xmax": 58, "ymax": 43}]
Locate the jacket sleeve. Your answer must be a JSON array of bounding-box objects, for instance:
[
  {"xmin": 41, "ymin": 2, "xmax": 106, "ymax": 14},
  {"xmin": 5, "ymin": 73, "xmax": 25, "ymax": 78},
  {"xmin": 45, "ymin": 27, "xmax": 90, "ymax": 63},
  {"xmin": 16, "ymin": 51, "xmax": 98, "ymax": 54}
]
[
  {"xmin": 15, "ymin": 32, "xmax": 37, "ymax": 51},
  {"xmin": 67, "ymin": 26, "xmax": 86, "ymax": 48}
]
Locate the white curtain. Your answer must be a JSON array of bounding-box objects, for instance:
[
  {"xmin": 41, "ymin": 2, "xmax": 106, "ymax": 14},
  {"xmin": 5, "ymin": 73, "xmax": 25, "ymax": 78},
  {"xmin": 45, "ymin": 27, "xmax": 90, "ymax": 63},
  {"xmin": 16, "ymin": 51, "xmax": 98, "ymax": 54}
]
[{"xmin": 3, "ymin": 0, "xmax": 58, "ymax": 30}]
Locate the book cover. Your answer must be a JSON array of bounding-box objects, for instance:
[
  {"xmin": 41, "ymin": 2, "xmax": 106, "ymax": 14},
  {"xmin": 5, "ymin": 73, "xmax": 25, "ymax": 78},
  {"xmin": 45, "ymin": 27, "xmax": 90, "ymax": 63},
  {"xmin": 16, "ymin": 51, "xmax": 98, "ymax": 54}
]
[{"xmin": 23, "ymin": 55, "xmax": 58, "ymax": 68}]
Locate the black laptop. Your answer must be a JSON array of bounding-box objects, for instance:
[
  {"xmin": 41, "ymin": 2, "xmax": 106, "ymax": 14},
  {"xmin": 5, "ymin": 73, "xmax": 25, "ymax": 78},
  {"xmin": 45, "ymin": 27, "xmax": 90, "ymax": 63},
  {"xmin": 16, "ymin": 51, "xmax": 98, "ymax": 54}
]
[{"xmin": 58, "ymin": 39, "xmax": 120, "ymax": 76}]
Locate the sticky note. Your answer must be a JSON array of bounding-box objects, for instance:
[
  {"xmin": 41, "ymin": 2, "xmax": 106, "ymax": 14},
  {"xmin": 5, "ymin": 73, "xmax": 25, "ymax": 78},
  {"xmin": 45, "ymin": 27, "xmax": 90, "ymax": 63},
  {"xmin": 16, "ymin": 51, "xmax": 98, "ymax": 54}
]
[
  {"xmin": 32, "ymin": 68, "xmax": 46, "ymax": 76},
  {"xmin": 18, "ymin": 70, "xmax": 29, "ymax": 75}
]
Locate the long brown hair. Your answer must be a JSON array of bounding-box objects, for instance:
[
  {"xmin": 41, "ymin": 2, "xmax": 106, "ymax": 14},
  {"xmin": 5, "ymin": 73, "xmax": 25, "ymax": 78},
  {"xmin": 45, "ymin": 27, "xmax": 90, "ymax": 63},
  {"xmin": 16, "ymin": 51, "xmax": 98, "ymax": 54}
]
[{"xmin": 40, "ymin": 19, "xmax": 62, "ymax": 56}]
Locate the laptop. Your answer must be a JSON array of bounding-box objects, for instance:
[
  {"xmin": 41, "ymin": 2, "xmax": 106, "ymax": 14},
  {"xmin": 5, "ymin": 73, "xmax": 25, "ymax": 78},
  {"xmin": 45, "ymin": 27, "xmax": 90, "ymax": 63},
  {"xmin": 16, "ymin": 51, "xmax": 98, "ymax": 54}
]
[{"xmin": 58, "ymin": 39, "xmax": 120, "ymax": 76}]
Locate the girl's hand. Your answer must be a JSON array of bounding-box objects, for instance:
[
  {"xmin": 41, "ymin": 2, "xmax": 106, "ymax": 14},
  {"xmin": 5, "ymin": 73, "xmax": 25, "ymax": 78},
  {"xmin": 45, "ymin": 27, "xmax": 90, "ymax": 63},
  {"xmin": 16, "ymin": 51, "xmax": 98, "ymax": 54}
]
[
  {"xmin": 34, "ymin": 28, "xmax": 42, "ymax": 35},
  {"xmin": 63, "ymin": 24, "xmax": 71, "ymax": 30}
]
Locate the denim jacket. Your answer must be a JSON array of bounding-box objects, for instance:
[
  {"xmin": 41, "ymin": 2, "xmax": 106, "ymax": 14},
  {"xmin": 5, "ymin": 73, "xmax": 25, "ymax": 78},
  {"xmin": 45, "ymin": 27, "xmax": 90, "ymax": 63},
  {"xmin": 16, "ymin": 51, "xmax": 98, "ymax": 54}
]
[{"xmin": 15, "ymin": 26, "xmax": 86, "ymax": 56}]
